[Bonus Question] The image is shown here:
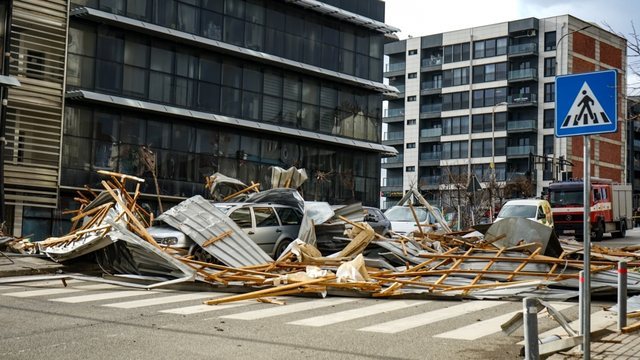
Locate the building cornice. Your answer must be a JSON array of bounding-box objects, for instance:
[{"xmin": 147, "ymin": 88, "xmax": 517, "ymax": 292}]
[
  {"xmin": 70, "ymin": 6, "xmax": 398, "ymax": 96},
  {"xmin": 65, "ymin": 90, "xmax": 398, "ymax": 156}
]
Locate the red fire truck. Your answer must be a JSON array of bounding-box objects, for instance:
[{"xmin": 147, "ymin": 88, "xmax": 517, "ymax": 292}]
[{"xmin": 548, "ymin": 178, "xmax": 632, "ymax": 241}]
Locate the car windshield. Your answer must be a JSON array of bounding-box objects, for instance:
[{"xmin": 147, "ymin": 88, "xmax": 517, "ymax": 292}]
[
  {"xmin": 497, "ymin": 205, "xmax": 537, "ymax": 218},
  {"xmin": 384, "ymin": 207, "xmax": 429, "ymax": 222},
  {"xmin": 549, "ymin": 190, "xmax": 583, "ymax": 206}
]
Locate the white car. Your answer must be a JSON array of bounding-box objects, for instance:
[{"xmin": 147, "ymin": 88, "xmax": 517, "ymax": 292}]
[
  {"xmin": 495, "ymin": 199, "xmax": 554, "ymax": 228},
  {"xmin": 383, "ymin": 205, "xmax": 443, "ymax": 236}
]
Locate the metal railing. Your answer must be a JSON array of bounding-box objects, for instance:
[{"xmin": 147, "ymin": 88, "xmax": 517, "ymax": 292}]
[
  {"xmin": 509, "ymin": 43, "xmax": 537, "ymax": 55},
  {"xmin": 421, "ymin": 56, "xmax": 443, "ymax": 67},
  {"xmin": 420, "ymin": 128, "xmax": 442, "ymax": 138},
  {"xmin": 419, "ymin": 176, "xmax": 441, "ymax": 186},
  {"xmin": 420, "ymin": 103, "xmax": 442, "ymax": 113},
  {"xmin": 394, "ymin": 85, "xmax": 405, "ymax": 93},
  {"xmin": 421, "ymin": 80, "xmax": 441, "ymax": 90},
  {"xmin": 384, "ymin": 131, "xmax": 404, "ymax": 141},
  {"xmin": 382, "ymin": 177, "xmax": 403, "ymax": 187},
  {"xmin": 507, "ymin": 119, "xmax": 537, "ymax": 131},
  {"xmin": 384, "ymin": 108, "xmax": 405, "ymax": 117},
  {"xmin": 420, "ymin": 152, "xmax": 441, "ymax": 161},
  {"xmin": 508, "ymin": 93, "xmax": 537, "ymax": 104},
  {"xmin": 382, "ymin": 154, "xmax": 404, "ymax": 164},
  {"xmin": 508, "ymin": 68, "xmax": 537, "ymax": 80},
  {"xmin": 507, "ymin": 145, "xmax": 535, "ymax": 156},
  {"xmin": 386, "ymin": 62, "xmax": 406, "ymax": 72}
]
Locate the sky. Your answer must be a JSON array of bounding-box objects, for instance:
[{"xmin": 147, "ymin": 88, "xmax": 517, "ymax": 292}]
[{"xmin": 383, "ymin": 0, "xmax": 640, "ymax": 93}]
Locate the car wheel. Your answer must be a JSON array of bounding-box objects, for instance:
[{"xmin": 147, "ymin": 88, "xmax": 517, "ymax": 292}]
[
  {"xmin": 613, "ymin": 221, "xmax": 627, "ymax": 238},
  {"xmin": 189, "ymin": 245, "xmax": 217, "ymax": 264},
  {"xmin": 274, "ymin": 239, "xmax": 293, "ymax": 259}
]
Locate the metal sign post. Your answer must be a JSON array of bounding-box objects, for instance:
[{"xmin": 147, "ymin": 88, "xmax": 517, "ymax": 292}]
[
  {"xmin": 555, "ymin": 69, "xmax": 617, "ymax": 360},
  {"xmin": 582, "ymin": 135, "xmax": 591, "ymax": 359}
]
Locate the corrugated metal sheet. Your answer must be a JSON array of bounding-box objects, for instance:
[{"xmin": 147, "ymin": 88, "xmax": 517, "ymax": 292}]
[{"xmin": 156, "ymin": 196, "xmax": 273, "ymax": 267}]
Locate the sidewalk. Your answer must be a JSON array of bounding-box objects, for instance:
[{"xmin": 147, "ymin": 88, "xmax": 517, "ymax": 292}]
[
  {"xmin": 547, "ymin": 329, "xmax": 640, "ymax": 359},
  {"xmin": 0, "ymin": 253, "xmax": 64, "ymax": 277}
]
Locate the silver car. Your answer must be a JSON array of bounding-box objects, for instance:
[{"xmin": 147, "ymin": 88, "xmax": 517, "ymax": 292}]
[{"xmin": 147, "ymin": 202, "xmax": 303, "ymax": 261}]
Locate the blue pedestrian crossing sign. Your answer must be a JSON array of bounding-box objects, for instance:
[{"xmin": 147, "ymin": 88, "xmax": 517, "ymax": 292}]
[{"xmin": 555, "ymin": 70, "xmax": 617, "ymax": 137}]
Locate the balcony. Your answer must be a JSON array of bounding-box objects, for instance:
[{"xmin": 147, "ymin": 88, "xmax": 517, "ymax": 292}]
[
  {"xmin": 419, "ymin": 152, "xmax": 441, "ymax": 166},
  {"xmin": 382, "ymin": 154, "xmax": 404, "ymax": 168},
  {"xmin": 394, "ymin": 84, "xmax": 406, "ymax": 94},
  {"xmin": 385, "ymin": 62, "xmax": 406, "ymax": 75},
  {"xmin": 506, "ymin": 171, "xmax": 529, "ymax": 181},
  {"xmin": 508, "ymin": 43, "xmax": 537, "ymax": 57},
  {"xmin": 507, "ymin": 119, "xmax": 537, "ymax": 133},
  {"xmin": 382, "ymin": 177, "xmax": 403, "ymax": 187},
  {"xmin": 419, "ymin": 175, "xmax": 441, "ymax": 189},
  {"xmin": 506, "ymin": 145, "xmax": 535, "ymax": 157},
  {"xmin": 420, "ymin": 128, "xmax": 442, "ymax": 138},
  {"xmin": 383, "ymin": 131, "xmax": 404, "ymax": 141},
  {"xmin": 507, "ymin": 93, "xmax": 537, "ymax": 107},
  {"xmin": 420, "ymin": 103, "xmax": 442, "ymax": 119},
  {"xmin": 421, "ymin": 56, "xmax": 443, "ymax": 68},
  {"xmin": 384, "ymin": 108, "xmax": 405, "ymax": 118},
  {"xmin": 420, "ymin": 80, "xmax": 442, "ymax": 96},
  {"xmin": 508, "ymin": 68, "xmax": 537, "ymax": 82}
]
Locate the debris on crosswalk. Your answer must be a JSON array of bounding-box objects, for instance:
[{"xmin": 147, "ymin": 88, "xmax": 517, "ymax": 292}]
[{"xmin": 3, "ymin": 169, "xmax": 637, "ymax": 304}]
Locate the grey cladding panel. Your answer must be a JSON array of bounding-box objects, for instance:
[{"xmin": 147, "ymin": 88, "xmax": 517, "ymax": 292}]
[
  {"xmin": 384, "ymin": 40, "xmax": 406, "ymax": 55},
  {"xmin": 421, "ymin": 34, "xmax": 442, "ymax": 49},
  {"xmin": 508, "ymin": 17, "xmax": 539, "ymax": 33}
]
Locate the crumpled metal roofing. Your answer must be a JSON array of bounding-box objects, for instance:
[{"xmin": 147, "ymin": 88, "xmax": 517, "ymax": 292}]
[{"xmin": 156, "ymin": 195, "xmax": 272, "ymax": 267}]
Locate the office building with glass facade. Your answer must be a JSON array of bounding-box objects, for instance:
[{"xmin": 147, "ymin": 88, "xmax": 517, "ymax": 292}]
[{"xmin": 0, "ymin": 0, "xmax": 398, "ymax": 240}]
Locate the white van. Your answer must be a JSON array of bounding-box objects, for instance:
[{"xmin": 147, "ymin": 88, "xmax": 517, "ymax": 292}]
[
  {"xmin": 495, "ymin": 199, "xmax": 554, "ymax": 228},
  {"xmin": 384, "ymin": 205, "xmax": 444, "ymax": 236}
]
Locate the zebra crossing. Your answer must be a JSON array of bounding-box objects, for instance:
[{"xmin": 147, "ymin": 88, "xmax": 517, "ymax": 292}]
[{"xmin": 0, "ymin": 279, "xmax": 587, "ymax": 340}]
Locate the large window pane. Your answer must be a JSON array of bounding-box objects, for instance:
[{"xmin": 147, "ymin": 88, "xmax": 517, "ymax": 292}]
[
  {"xmin": 69, "ymin": 25, "xmax": 96, "ymax": 56},
  {"xmin": 242, "ymin": 91, "xmax": 261, "ymax": 120},
  {"xmin": 123, "ymin": 66, "xmax": 147, "ymax": 97},
  {"xmin": 224, "ymin": 17, "xmax": 245, "ymax": 46},
  {"xmin": 245, "ymin": 23, "xmax": 264, "ymax": 51},
  {"xmin": 201, "ymin": 10, "xmax": 223, "ymax": 40},
  {"xmin": 95, "ymin": 60, "xmax": 122, "ymax": 92},
  {"xmin": 197, "ymin": 82, "xmax": 220, "ymax": 111},
  {"xmin": 124, "ymin": 37, "xmax": 148, "ymax": 67},
  {"xmin": 199, "ymin": 56, "xmax": 221, "ymax": 83},
  {"xmin": 222, "ymin": 62, "xmax": 242, "ymax": 88},
  {"xmin": 174, "ymin": 78, "xmax": 195, "ymax": 107},
  {"xmin": 150, "ymin": 46, "xmax": 174, "ymax": 73},
  {"xmin": 221, "ymin": 86, "xmax": 242, "ymax": 116},
  {"xmin": 149, "ymin": 71, "xmax": 172, "ymax": 102},
  {"xmin": 97, "ymin": 32, "xmax": 123, "ymax": 62},
  {"xmin": 177, "ymin": 3, "xmax": 198, "ymax": 34},
  {"xmin": 154, "ymin": 0, "xmax": 176, "ymax": 29},
  {"xmin": 243, "ymin": 66, "xmax": 262, "ymax": 92},
  {"xmin": 147, "ymin": 120, "xmax": 171, "ymax": 149},
  {"xmin": 126, "ymin": 0, "xmax": 151, "ymax": 21}
]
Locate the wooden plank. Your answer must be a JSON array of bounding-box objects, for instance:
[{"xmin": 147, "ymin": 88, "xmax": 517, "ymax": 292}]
[{"xmin": 202, "ymin": 230, "xmax": 233, "ymax": 247}]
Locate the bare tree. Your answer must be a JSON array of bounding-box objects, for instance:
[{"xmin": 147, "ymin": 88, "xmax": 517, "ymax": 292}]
[{"xmin": 604, "ymin": 21, "xmax": 640, "ymax": 95}]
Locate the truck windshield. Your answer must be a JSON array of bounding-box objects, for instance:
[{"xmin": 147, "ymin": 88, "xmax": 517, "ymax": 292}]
[
  {"xmin": 549, "ymin": 190, "xmax": 583, "ymax": 206},
  {"xmin": 384, "ymin": 206, "xmax": 428, "ymax": 222}
]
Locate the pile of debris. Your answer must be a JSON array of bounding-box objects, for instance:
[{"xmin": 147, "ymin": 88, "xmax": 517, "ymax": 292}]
[{"xmin": 11, "ymin": 170, "xmax": 633, "ymax": 304}]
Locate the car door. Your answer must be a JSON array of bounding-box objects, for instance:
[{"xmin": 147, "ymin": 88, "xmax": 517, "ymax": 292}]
[
  {"xmin": 250, "ymin": 206, "xmax": 281, "ymax": 253},
  {"xmin": 274, "ymin": 206, "xmax": 303, "ymax": 240}
]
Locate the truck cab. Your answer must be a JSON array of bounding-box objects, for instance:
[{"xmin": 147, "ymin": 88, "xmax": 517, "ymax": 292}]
[{"xmin": 548, "ymin": 178, "xmax": 631, "ymax": 241}]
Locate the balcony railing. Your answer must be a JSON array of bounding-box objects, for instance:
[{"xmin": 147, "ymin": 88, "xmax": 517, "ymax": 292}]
[
  {"xmin": 508, "ymin": 93, "xmax": 537, "ymax": 105},
  {"xmin": 384, "ymin": 108, "xmax": 405, "ymax": 117},
  {"xmin": 419, "ymin": 176, "xmax": 441, "ymax": 187},
  {"xmin": 509, "ymin": 43, "xmax": 537, "ymax": 55},
  {"xmin": 382, "ymin": 154, "xmax": 404, "ymax": 164},
  {"xmin": 507, "ymin": 145, "xmax": 535, "ymax": 156},
  {"xmin": 508, "ymin": 68, "xmax": 537, "ymax": 80},
  {"xmin": 382, "ymin": 177, "xmax": 403, "ymax": 187},
  {"xmin": 384, "ymin": 131, "xmax": 404, "ymax": 141},
  {"xmin": 386, "ymin": 62, "xmax": 406, "ymax": 72},
  {"xmin": 421, "ymin": 56, "xmax": 443, "ymax": 67},
  {"xmin": 420, "ymin": 103, "xmax": 442, "ymax": 113},
  {"xmin": 420, "ymin": 152, "xmax": 441, "ymax": 161},
  {"xmin": 507, "ymin": 119, "xmax": 537, "ymax": 131},
  {"xmin": 394, "ymin": 85, "xmax": 406, "ymax": 93},
  {"xmin": 420, "ymin": 128, "xmax": 442, "ymax": 138},
  {"xmin": 506, "ymin": 171, "xmax": 529, "ymax": 181},
  {"xmin": 421, "ymin": 80, "xmax": 441, "ymax": 90}
]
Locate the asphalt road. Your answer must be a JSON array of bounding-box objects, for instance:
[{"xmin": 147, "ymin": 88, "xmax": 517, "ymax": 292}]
[
  {"xmin": 1, "ymin": 227, "xmax": 636, "ymax": 360},
  {"xmin": 0, "ymin": 278, "xmax": 612, "ymax": 360}
]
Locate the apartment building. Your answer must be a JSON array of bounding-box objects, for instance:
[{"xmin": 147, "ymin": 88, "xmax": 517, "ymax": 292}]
[
  {"xmin": 0, "ymin": 0, "xmax": 398, "ymax": 240},
  {"xmin": 381, "ymin": 15, "xmax": 627, "ymax": 211}
]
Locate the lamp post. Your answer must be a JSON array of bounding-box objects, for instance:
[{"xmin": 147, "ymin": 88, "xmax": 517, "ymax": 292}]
[{"xmin": 490, "ymin": 101, "xmax": 508, "ymax": 221}]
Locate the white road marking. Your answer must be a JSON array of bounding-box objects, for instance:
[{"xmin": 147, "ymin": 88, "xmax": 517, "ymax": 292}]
[
  {"xmin": 288, "ymin": 300, "xmax": 426, "ymax": 327},
  {"xmin": 3, "ymin": 284, "xmax": 115, "ymax": 298},
  {"xmin": 160, "ymin": 302, "xmax": 252, "ymax": 315},
  {"xmin": 359, "ymin": 301, "xmax": 507, "ymax": 334},
  {"xmin": 104, "ymin": 292, "xmax": 226, "ymax": 309},
  {"xmin": 51, "ymin": 290, "xmax": 156, "ymax": 303},
  {"xmin": 221, "ymin": 298, "xmax": 359, "ymax": 320},
  {"xmin": 517, "ymin": 310, "xmax": 615, "ymax": 345},
  {"xmin": 434, "ymin": 303, "xmax": 575, "ymax": 340}
]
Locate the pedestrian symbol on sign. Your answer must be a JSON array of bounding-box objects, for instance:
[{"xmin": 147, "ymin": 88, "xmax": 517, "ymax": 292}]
[{"xmin": 560, "ymin": 82, "xmax": 611, "ymax": 130}]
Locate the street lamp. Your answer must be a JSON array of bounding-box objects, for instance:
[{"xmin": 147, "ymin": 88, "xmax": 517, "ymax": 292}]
[{"xmin": 490, "ymin": 101, "xmax": 508, "ymax": 221}]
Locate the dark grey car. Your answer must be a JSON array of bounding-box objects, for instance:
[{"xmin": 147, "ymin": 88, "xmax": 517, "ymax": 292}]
[{"xmin": 363, "ymin": 206, "xmax": 392, "ymax": 237}]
